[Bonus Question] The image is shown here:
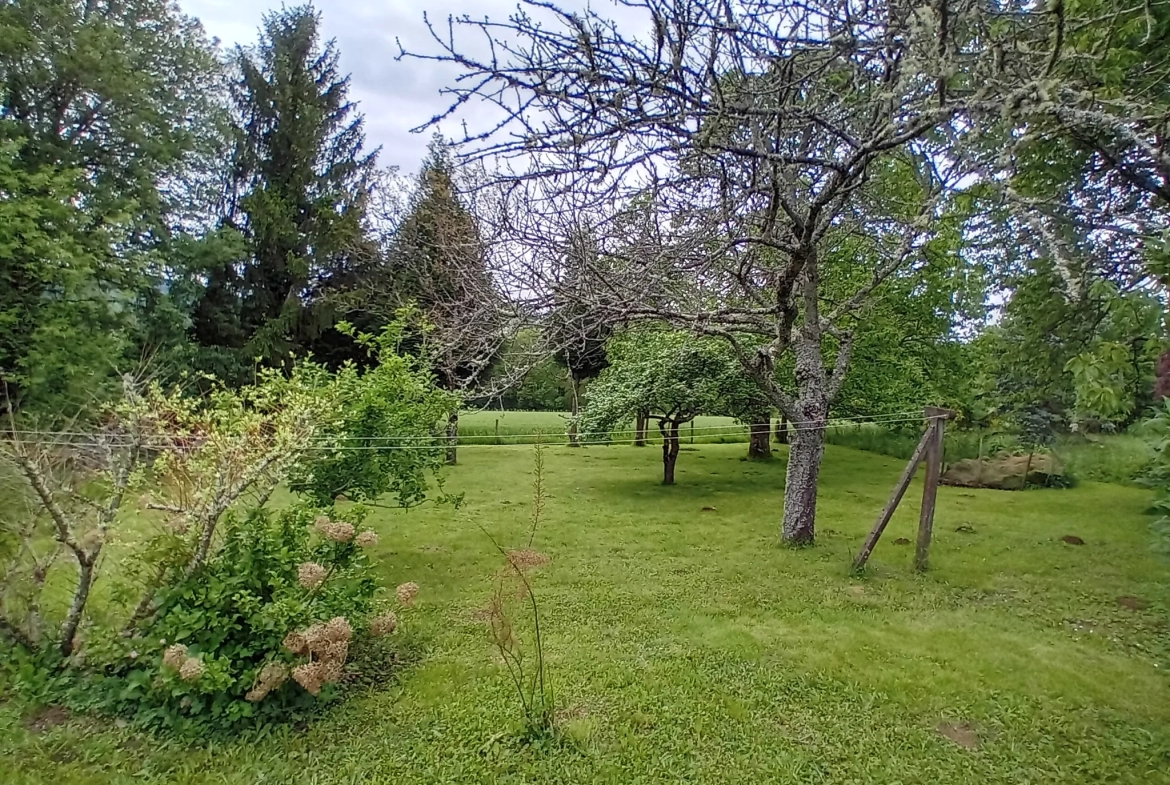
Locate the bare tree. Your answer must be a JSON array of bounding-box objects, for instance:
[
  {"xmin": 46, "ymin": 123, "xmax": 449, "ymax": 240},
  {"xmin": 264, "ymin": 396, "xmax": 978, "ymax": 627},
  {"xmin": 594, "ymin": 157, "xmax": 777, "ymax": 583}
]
[
  {"xmin": 402, "ymin": 0, "xmax": 1167, "ymax": 543},
  {"xmin": 405, "ymin": 0, "xmax": 975, "ymax": 544},
  {"xmin": 1, "ymin": 378, "xmax": 145, "ymax": 655},
  {"xmin": 549, "ymin": 225, "xmax": 612, "ymax": 446}
]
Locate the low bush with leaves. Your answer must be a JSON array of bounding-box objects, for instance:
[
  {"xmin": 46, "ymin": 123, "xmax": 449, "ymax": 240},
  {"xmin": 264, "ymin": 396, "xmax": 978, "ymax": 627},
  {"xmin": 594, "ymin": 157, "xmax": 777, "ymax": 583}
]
[
  {"xmin": 1141, "ymin": 398, "xmax": 1170, "ymax": 547},
  {"xmin": 0, "ymin": 319, "xmax": 451, "ymax": 733},
  {"xmin": 289, "ymin": 318, "xmax": 459, "ymax": 507},
  {"xmin": 79, "ymin": 505, "xmax": 397, "ymax": 729}
]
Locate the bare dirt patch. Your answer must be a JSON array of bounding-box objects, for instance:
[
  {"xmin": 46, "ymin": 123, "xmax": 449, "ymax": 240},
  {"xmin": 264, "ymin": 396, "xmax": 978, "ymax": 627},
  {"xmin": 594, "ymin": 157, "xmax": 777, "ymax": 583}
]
[
  {"xmin": 1117, "ymin": 595, "xmax": 1150, "ymax": 611},
  {"xmin": 1061, "ymin": 535, "xmax": 1085, "ymax": 545},
  {"xmin": 23, "ymin": 705, "xmax": 70, "ymax": 734},
  {"xmin": 937, "ymin": 720, "xmax": 980, "ymax": 750}
]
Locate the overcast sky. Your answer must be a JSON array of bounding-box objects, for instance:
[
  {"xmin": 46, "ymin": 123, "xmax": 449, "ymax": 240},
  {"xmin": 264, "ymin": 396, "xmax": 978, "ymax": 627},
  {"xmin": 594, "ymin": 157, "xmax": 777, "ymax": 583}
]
[{"xmin": 183, "ymin": 0, "xmax": 640, "ymax": 175}]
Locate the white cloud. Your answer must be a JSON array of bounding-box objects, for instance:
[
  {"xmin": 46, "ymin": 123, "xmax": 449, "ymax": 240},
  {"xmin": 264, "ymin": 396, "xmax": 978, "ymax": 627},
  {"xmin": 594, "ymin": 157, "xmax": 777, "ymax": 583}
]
[{"xmin": 183, "ymin": 0, "xmax": 646, "ymax": 173}]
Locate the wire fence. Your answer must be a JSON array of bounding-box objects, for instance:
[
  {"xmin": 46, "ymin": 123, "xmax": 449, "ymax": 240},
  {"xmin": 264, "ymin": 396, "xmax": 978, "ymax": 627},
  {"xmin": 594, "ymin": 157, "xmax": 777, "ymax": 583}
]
[{"xmin": 3, "ymin": 411, "xmax": 936, "ymax": 452}]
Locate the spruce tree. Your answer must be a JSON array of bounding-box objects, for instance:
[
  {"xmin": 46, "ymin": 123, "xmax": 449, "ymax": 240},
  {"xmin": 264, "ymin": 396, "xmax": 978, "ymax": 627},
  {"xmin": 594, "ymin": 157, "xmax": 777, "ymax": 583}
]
[
  {"xmin": 193, "ymin": 4, "xmax": 377, "ymax": 374},
  {"xmin": 386, "ymin": 137, "xmax": 501, "ymax": 461}
]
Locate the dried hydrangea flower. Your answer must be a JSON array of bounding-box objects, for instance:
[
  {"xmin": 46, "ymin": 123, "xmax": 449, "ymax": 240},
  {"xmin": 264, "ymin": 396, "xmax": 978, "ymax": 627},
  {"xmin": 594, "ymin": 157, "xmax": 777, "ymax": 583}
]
[
  {"xmin": 313, "ymin": 516, "xmax": 356, "ymax": 543},
  {"xmin": 283, "ymin": 631, "xmax": 308, "ymax": 655},
  {"xmin": 396, "ymin": 581, "xmax": 419, "ymax": 607},
  {"xmin": 292, "ymin": 662, "xmax": 323, "ymax": 695},
  {"xmin": 246, "ymin": 662, "xmax": 288, "ymax": 702},
  {"xmin": 354, "ymin": 530, "xmax": 378, "ymax": 548},
  {"xmin": 298, "ymin": 561, "xmax": 327, "ymax": 589},
  {"xmin": 369, "ymin": 611, "xmax": 398, "ymax": 637},
  {"xmin": 162, "ymin": 643, "xmax": 188, "ymax": 670},
  {"xmin": 323, "ymin": 616, "xmax": 353, "ymax": 643},
  {"xmin": 320, "ymin": 660, "xmax": 345, "ymax": 684},
  {"xmin": 179, "ymin": 656, "xmax": 205, "ymax": 682},
  {"xmin": 315, "ymin": 639, "xmax": 348, "ymax": 685},
  {"xmin": 326, "ymin": 521, "xmax": 355, "ymax": 542},
  {"xmin": 302, "ymin": 623, "xmax": 326, "ymax": 651}
]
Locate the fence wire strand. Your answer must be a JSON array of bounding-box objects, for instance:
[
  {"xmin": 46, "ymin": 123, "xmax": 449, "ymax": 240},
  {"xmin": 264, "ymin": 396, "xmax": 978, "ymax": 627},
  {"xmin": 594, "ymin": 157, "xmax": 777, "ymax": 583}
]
[{"xmin": 3, "ymin": 412, "xmax": 945, "ymax": 452}]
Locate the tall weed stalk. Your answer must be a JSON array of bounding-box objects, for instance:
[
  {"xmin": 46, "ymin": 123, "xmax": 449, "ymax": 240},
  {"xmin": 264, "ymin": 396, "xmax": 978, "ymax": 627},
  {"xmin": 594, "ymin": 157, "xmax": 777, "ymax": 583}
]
[{"xmin": 483, "ymin": 439, "xmax": 554, "ymax": 737}]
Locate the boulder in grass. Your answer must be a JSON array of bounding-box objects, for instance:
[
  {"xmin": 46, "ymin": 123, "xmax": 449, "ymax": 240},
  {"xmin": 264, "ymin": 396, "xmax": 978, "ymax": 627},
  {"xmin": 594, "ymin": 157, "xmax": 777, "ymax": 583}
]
[{"xmin": 941, "ymin": 453, "xmax": 1067, "ymax": 490}]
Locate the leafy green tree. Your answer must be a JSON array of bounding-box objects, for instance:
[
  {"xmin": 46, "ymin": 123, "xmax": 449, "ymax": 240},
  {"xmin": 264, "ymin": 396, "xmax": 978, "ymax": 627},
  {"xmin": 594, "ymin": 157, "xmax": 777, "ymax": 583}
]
[
  {"xmin": 1063, "ymin": 281, "xmax": 1164, "ymax": 429},
  {"xmin": 193, "ymin": 4, "xmax": 377, "ymax": 375},
  {"xmin": 975, "ymin": 265, "xmax": 1163, "ymax": 433},
  {"xmin": 0, "ymin": 132, "xmax": 121, "ymax": 411},
  {"xmin": 0, "ymin": 0, "xmax": 226, "ymax": 414},
  {"xmin": 582, "ymin": 329, "xmax": 737, "ymax": 485},
  {"xmin": 829, "ymin": 206, "xmax": 985, "ymax": 422},
  {"xmin": 491, "ymin": 330, "xmax": 573, "ymax": 411}
]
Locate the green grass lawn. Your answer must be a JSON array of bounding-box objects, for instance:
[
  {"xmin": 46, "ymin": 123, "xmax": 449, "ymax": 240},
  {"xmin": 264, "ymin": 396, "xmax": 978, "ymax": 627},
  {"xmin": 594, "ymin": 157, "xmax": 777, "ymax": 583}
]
[
  {"xmin": 459, "ymin": 410, "xmax": 750, "ymax": 443},
  {"xmin": 825, "ymin": 423, "xmax": 1156, "ymax": 486},
  {"xmin": 3, "ymin": 442, "xmax": 1170, "ymax": 784},
  {"xmin": 462, "ymin": 411, "xmax": 1156, "ymax": 485}
]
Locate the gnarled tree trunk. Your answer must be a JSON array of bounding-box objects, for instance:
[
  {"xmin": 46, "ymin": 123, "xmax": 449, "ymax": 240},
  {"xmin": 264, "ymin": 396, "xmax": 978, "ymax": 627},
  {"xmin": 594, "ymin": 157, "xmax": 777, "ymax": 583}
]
[
  {"xmin": 782, "ymin": 300, "xmax": 836, "ymax": 545},
  {"xmin": 568, "ymin": 373, "xmax": 581, "ymax": 447},
  {"xmin": 660, "ymin": 420, "xmax": 681, "ymax": 484},
  {"xmin": 775, "ymin": 416, "xmax": 789, "ymax": 444},
  {"xmin": 748, "ymin": 416, "xmax": 772, "ymax": 459},
  {"xmin": 446, "ymin": 411, "xmax": 459, "ymax": 465},
  {"xmin": 783, "ymin": 415, "xmax": 825, "ymax": 546},
  {"xmin": 60, "ymin": 557, "xmax": 95, "ymax": 656},
  {"xmin": 634, "ymin": 410, "xmax": 648, "ymax": 446}
]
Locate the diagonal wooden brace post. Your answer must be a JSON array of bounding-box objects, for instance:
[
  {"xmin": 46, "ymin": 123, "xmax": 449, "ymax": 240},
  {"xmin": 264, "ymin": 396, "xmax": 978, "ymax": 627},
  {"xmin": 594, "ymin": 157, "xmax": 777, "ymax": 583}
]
[
  {"xmin": 853, "ymin": 407, "xmax": 956, "ymax": 573},
  {"xmin": 852, "ymin": 424, "xmax": 933, "ymax": 572}
]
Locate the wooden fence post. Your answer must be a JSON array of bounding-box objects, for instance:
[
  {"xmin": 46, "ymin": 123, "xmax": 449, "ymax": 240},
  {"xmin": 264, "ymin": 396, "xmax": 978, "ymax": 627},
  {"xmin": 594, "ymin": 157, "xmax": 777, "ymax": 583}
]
[{"xmin": 914, "ymin": 407, "xmax": 953, "ymax": 572}]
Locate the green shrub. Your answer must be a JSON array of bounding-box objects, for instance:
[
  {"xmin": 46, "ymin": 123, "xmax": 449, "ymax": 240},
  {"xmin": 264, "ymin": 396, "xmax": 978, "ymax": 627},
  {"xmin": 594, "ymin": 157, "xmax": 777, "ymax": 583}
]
[
  {"xmin": 72, "ymin": 504, "xmax": 400, "ymax": 733},
  {"xmin": 1, "ymin": 317, "xmax": 445, "ymax": 736},
  {"xmin": 290, "ymin": 319, "xmax": 457, "ymax": 507},
  {"xmin": 1140, "ymin": 399, "xmax": 1170, "ymax": 544}
]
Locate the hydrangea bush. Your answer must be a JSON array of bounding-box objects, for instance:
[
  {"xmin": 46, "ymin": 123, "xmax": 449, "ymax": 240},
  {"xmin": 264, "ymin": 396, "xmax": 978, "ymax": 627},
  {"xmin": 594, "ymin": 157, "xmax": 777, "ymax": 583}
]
[{"xmin": 84, "ymin": 504, "xmax": 410, "ymax": 730}]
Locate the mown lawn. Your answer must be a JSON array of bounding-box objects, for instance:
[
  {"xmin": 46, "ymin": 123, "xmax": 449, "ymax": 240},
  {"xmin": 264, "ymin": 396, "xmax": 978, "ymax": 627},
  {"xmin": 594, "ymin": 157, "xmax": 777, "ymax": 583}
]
[
  {"xmin": 459, "ymin": 410, "xmax": 750, "ymax": 443},
  {"xmin": 3, "ymin": 442, "xmax": 1170, "ymax": 784}
]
